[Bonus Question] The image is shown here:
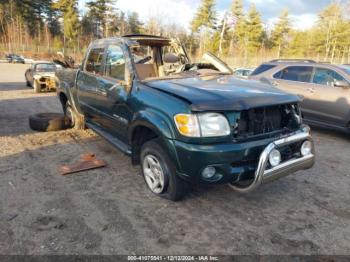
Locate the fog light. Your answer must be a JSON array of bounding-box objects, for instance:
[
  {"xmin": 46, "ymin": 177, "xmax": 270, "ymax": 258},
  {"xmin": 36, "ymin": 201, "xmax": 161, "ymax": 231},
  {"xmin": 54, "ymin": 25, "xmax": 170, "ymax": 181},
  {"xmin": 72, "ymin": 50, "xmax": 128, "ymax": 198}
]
[
  {"xmin": 269, "ymin": 149, "xmax": 281, "ymax": 167},
  {"xmin": 202, "ymin": 166, "xmax": 216, "ymax": 179},
  {"xmin": 301, "ymin": 140, "xmax": 312, "ymax": 156}
]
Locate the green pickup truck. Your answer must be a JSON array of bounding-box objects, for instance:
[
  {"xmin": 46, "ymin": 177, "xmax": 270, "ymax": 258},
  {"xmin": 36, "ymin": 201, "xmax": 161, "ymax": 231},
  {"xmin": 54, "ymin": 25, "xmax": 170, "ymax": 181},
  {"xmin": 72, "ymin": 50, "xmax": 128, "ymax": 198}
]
[{"xmin": 56, "ymin": 34, "xmax": 315, "ymax": 201}]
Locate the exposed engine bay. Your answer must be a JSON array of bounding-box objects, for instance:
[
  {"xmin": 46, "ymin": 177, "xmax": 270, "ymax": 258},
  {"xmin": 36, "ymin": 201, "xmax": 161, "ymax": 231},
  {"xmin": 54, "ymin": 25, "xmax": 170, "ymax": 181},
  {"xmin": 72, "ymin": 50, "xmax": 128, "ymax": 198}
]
[
  {"xmin": 34, "ymin": 76, "xmax": 56, "ymax": 91},
  {"xmin": 233, "ymin": 104, "xmax": 302, "ymax": 141}
]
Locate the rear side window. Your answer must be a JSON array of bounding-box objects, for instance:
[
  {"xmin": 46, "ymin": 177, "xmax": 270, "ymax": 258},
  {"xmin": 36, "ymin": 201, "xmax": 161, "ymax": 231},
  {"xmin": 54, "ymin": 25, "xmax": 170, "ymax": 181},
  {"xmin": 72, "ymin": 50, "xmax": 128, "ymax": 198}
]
[
  {"xmin": 274, "ymin": 66, "xmax": 313, "ymax": 83},
  {"xmin": 251, "ymin": 64, "xmax": 276, "ymax": 76},
  {"xmin": 85, "ymin": 48, "xmax": 105, "ymax": 74}
]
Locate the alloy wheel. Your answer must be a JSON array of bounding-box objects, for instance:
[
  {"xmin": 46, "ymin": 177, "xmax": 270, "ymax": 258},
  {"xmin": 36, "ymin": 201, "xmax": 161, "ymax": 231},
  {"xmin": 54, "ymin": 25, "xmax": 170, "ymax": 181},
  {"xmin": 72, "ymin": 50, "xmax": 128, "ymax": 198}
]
[{"xmin": 142, "ymin": 154, "xmax": 165, "ymax": 194}]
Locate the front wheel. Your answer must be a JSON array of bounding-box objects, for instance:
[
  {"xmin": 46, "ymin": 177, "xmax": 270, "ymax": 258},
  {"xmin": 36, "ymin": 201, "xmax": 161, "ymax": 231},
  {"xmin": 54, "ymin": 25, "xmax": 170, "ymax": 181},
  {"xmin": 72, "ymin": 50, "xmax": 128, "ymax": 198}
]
[{"xmin": 140, "ymin": 139, "xmax": 188, "ymax": 201}]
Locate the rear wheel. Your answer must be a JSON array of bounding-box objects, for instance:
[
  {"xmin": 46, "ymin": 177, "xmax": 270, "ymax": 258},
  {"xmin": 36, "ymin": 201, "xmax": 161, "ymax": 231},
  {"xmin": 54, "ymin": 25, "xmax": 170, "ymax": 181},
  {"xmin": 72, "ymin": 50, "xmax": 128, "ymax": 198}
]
[{"xmin": 140, "ymin": 139, "xmax": 188, "ymax": 201}]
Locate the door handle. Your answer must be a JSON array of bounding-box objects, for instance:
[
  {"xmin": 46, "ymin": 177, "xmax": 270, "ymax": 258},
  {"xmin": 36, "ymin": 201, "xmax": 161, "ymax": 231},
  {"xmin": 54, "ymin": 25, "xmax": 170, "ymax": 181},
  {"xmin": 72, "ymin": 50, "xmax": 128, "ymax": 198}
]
[{"xmin": 307, "ymin": 87, "xmax": 315, "ymax": 93}]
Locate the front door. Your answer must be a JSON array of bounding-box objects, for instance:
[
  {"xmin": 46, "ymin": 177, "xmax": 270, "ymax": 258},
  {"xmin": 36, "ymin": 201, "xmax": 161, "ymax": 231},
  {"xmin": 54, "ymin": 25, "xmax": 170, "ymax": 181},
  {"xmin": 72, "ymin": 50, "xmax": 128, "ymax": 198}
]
[
  {"xmin": 307, "ymin": 67, "xmax": 350, "ymax": 126},
  {"xmin": 94, "ymin": 44, "xmax": 132, "ymax": 142}
]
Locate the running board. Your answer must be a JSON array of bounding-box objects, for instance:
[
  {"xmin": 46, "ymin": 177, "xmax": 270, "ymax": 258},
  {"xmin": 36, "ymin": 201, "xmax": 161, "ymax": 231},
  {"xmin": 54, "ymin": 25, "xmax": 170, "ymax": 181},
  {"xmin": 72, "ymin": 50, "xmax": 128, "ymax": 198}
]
[{"xmin": 86, "ymin": 121, "xmax": 132, "ymax": 156}]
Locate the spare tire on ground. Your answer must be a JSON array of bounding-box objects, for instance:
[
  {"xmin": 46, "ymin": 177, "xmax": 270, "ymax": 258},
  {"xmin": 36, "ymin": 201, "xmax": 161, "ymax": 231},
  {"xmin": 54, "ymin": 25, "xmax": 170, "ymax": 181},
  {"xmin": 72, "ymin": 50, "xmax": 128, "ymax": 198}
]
[{"xmin": 29, "ymin": 113, "xmax": 71, "ymax": 132}]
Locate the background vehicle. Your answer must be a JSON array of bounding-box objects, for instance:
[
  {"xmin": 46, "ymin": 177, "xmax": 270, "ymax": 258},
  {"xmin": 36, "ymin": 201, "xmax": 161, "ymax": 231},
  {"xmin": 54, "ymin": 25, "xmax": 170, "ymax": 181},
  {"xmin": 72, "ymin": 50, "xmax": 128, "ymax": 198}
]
[
  {"xmin": 250, "ymin": 59, "xmax": 350, "ymax": 131},
  {"xmin": 56, "ymin": 35, "xmax": 314, "ymax": 201},
  {"xmin": 6, "ymin": 54, "xmax": 25, "ymax": 64},
  {"xmin": 25, "ymin": 62, "xmax": 57, "ymax": 93},
  {"xmin": 234, "ymin": 68, "xmax": 254, "ymax": 78}
]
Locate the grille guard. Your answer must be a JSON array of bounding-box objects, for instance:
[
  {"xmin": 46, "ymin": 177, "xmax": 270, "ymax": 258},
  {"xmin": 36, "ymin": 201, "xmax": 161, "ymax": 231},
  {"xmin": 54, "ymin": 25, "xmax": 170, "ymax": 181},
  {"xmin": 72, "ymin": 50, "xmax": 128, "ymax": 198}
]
[{"xmin": 229, "ymin": 130, "xmax": 315, "ymax": 193}]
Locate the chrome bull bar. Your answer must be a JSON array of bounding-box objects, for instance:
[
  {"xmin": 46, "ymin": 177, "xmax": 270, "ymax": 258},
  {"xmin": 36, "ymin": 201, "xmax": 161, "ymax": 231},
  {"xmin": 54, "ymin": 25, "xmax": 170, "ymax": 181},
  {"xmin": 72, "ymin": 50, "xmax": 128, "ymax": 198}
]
[{"xmin": 229, "ymin": 131, "xmax": 315, "ymax": 193}]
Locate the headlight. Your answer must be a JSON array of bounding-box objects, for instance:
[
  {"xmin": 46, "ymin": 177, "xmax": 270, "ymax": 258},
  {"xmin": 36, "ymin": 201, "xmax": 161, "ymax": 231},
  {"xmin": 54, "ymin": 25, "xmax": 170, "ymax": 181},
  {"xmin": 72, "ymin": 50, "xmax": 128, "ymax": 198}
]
[{"xmin": 174, "ymin": 113, "xmax": 230, "ymax": 137}]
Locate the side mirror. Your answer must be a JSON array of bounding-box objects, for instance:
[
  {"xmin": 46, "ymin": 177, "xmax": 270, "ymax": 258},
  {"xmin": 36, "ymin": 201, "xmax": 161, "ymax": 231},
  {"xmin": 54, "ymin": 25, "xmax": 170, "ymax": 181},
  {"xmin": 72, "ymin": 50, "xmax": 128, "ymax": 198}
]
[
  {"xmin": 334, "ymin": 80, "xmax": 350, "ymax": 89},
  {"xmin": 85, "ymin": 63, "xmax": 94, "ymax": 72},
  {"xmin": 163, "ymin": 53, "xmax": 180, "ymax": 63}
]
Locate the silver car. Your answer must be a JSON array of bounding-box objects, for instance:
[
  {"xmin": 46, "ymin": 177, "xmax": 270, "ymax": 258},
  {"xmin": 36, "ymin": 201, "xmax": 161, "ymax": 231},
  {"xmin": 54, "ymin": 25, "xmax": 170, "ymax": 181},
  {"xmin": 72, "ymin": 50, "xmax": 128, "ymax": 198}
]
[
  {"xmin": 25, "ymin": 62, "xmax": 57, "ymax": 93},
  {"xmin": 250, "ymin": 59, "xmax": 350, "ymax": 131}
]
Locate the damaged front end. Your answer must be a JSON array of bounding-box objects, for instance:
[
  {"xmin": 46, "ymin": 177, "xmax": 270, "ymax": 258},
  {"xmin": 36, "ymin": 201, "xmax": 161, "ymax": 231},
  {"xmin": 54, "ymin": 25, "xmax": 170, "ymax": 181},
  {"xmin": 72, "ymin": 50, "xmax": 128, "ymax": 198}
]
[
  {"xmin": 232, "ymin": 103, "xmax": 302, "ymax": 142},
  {"xmin": 34, "ymin": 74, "xmax": 56, "ymax": 91}
]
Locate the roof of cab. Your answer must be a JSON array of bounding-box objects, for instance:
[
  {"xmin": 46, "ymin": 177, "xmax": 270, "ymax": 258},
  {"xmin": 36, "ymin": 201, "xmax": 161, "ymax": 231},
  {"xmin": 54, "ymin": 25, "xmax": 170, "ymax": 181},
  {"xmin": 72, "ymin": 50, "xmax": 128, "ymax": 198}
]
[{"xmin": 90, "ymin": 34, "xmax": 172, "ymax": 47}]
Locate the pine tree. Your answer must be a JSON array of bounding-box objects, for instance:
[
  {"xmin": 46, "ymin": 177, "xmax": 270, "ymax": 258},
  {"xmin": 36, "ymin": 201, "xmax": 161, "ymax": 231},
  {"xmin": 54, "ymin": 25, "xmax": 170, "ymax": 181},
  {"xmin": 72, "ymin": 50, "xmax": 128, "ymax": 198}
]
[
  {"xmin": 190, "ymin": 0, "xmax": 217, "ymax": 55},
  {"xmin": 86, "ymin": 0, "xmax": 117, "ymax": 38},
  {"xmin": 127, "ymin": 12, "xmax": 143, "ymax": 34},
  {"xmin": 230, "ymin": 0, "xmax": 245, "ymax": 46},
  {"xmin": 53, "ymin": 0, "xmax": 79, "ymax": 51},
  {"xmin": 271, "ymin": 10, "xmax": 290, "ymax": 57},
  {"xmin": 191, "ymin": 0, "xmax": 217, "ymax": 32},
  {"xmin": 245, "ymin": 4, "xmax": 263, "ymax": 54}
]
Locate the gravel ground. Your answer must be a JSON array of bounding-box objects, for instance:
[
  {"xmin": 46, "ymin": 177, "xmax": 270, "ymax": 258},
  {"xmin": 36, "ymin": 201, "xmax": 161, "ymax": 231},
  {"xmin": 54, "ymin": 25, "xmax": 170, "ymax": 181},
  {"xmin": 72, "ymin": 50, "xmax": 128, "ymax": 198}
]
[{"xmin": 0, "ymin": 63, "xmax": 349, "ymax": 255}]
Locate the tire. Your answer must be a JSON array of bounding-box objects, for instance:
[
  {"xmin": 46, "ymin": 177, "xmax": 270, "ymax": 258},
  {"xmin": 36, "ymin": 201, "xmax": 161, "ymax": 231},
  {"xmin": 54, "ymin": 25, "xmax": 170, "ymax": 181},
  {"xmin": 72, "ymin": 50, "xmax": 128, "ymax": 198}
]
[
  {"xmin": 29, "ymin": 113, "xmax": 70, "ymax": 132},
  {"xmin": 140, "ymin": 138, "xmax": 188, "ymax": 201},
  {"xmin": 26, "ymin": 80, "xmax": 31, "ymax": 87},
  {"xmin": 33, "ymin": 80, "xmax": 40, "ymax": 93}
]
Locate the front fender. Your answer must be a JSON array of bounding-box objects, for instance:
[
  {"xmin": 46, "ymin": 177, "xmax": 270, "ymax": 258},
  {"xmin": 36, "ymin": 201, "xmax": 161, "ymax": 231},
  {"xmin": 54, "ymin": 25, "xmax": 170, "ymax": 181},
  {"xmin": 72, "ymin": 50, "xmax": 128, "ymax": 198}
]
[
  {"xmin": 129, "ymin": 109, "xmax": 183, "ymax": 173},
  {"xmin": 129, "ymin": 109, "xmax": 176, "ymax": 141}
]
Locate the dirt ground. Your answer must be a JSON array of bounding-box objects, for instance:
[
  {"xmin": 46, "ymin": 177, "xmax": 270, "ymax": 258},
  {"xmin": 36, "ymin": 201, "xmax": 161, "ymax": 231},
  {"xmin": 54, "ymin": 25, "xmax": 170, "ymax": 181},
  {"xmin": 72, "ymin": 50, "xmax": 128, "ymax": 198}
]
[{"xmin": 0, "ymin": 63, "xmax": 349, "ymax": 255}]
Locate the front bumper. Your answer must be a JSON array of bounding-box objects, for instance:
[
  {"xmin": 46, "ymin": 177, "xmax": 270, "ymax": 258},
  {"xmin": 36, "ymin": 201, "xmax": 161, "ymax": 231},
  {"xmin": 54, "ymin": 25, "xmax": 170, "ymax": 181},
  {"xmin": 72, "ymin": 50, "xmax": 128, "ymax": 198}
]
[
  {"xmin": 172, "ymin": 129, "xmax": 315, "ymax": 191},
  {"xmin": 228, "ymin": 131, "xmax": 314, "ymax": 192},
  {"xmin": 34, "ymin": 76, "xmax": 56, "ymax": 90}
]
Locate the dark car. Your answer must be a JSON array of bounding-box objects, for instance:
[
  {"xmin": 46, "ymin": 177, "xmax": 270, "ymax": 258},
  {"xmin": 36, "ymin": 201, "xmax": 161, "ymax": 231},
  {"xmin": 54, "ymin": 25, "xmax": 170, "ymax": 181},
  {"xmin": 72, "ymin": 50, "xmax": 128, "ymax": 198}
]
[
  {"xmin": 6, "ymin": 54, "xmax": 25, "ymax": 63},
  {"xmin": 25, "ymin": 62, "xmax": 57, "ymax": 93},
  {"xmin": 249, "ymin": 59, "xmax": 350, "ymax": 132},
  {"xmin": 55, "ymin": 35, "xmax": 315, "ymax": 201}
]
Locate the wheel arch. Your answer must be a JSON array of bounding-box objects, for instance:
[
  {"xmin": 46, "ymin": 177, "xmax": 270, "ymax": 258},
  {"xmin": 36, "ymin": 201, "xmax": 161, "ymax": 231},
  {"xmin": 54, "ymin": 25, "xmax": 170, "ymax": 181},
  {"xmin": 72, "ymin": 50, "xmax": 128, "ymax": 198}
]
[
  {"xmin": 58, "ymin": 92, "xmax": 68, "ymax": 107},
  {"xmin": 129, "ymin": 110, "xmax": 177, "ymax": 165}
]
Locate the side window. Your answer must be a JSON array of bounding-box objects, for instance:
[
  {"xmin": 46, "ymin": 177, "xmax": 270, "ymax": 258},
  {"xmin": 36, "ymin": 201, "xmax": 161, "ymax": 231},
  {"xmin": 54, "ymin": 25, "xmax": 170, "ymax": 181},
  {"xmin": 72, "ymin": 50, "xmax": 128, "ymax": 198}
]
[
  {"xmin": 274, "ymin": 66, "xmax": 313, "ymax": 83},
  {"xmin": 104, "ymin": 45, "xmax": 125, "ymax": 80},
  {"xmin": 312, "ymin": 68, "xmax": 347, "ymax": 87},
  {"xmin": 251, "ymin": 64, "xmax": 276, "ymax": 76},
  {"xmin": 85, "ymin": 48, "xmax": 105, "ymax": 74}
]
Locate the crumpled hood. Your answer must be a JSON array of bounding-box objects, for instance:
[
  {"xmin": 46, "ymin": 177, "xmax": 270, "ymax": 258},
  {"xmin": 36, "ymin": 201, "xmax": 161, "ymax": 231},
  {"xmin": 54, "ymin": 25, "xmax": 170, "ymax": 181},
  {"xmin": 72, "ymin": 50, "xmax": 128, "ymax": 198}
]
[{"xmin": 145, "ymin": 75, "xmax": 301, "ymax": 111}]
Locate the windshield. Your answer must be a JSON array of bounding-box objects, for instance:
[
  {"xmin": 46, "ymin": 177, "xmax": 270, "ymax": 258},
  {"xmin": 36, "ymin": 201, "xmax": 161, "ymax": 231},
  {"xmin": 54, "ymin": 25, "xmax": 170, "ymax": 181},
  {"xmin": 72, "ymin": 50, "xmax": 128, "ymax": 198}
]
[
  {"xmin": 35, "ymin": 63, "xmax": 56, "ymax": 72},
  {"xmin": 130, "ymin": 40, "xmax": 229, "ymax": 81}
]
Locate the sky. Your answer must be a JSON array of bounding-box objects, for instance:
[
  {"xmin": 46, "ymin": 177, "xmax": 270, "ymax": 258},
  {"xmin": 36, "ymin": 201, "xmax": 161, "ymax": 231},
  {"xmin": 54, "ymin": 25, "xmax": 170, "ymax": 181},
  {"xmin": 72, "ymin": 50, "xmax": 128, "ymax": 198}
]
[{"xmin": 78, "ymin": 0, "xmax": 343, "ymax": 31}]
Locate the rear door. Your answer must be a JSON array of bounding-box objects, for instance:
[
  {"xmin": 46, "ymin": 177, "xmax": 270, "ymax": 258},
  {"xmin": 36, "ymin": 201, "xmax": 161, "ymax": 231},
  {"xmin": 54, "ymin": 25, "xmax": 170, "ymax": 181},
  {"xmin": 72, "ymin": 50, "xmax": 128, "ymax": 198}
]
[
  {"xmin": 307, "ymin": 67, "xmax": 350, "ymax": 126},
  {"xmin": 76, "ymin": 47, "xmax": 105, "ymax": 122},
  {"xmin": 94, "ymin": 44, "xmax": 132, "ymax": 142}
]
